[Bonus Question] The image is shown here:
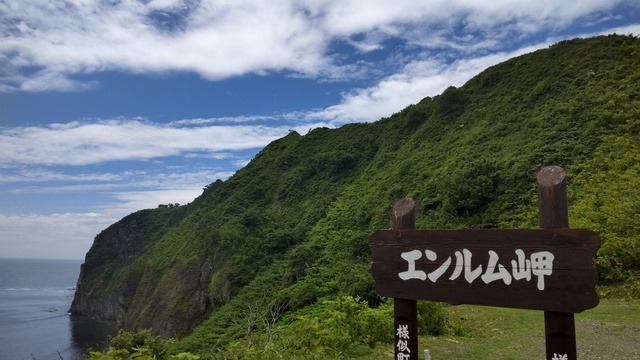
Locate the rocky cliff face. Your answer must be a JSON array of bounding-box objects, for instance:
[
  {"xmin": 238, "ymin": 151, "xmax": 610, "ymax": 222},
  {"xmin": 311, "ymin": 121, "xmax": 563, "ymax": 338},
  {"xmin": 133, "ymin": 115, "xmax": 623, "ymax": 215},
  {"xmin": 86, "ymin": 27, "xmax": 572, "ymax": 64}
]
[
  {"xmin": 69, "ymin": 206, "xmax": 215, "ymax": 337},
  {"xmin": 71, "ymin": 260, "xmax": 215, "ymax": 337},
  {"xmin": 70, "ymin": 215, "xmax": 143, "ymax": 324}
]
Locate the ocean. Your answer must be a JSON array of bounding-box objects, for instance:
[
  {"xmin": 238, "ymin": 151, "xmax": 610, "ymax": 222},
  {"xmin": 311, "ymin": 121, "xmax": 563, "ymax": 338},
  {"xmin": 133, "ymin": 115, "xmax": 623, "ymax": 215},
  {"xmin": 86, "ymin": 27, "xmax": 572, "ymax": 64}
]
[{"xmin": 0, "ymin": 258, "xmax": 118, "ymax": 360}]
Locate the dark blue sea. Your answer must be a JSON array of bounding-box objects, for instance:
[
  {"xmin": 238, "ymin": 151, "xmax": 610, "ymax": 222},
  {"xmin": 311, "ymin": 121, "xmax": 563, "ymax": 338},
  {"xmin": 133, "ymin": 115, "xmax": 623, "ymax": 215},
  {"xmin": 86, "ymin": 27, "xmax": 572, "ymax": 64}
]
[{"xmin": 0, "ymin": 258, "xmax": 118, "ymax": 360}]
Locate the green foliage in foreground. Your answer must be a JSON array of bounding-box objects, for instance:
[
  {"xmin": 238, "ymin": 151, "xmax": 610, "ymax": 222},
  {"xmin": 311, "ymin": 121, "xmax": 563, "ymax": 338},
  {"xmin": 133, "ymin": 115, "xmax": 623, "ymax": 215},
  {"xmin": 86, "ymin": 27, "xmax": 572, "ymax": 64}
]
[
  {"xmin": 210, "ymin": 296, "xmax": 446, "ymax": 359},
  {"xmin": 88, "ymin": 296, "xmax": 446, "ymax": 359},
  {"xmin": 87, "ymin": 329, "xmax": 200, "ymax": 360},
  {"xmin": 78, "ymin": 34, "xmax": 640, "ymax": 359},
  {"xmin": 89, "ymin": 296, "xmax": 640, "ymax": 359}
]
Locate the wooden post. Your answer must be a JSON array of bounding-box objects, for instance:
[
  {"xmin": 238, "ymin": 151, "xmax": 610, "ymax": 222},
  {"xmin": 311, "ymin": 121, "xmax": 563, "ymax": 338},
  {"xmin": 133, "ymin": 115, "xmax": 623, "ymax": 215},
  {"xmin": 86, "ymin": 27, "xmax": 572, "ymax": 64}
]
[
  {"xmin": 537, "ymin": 166, "xmax": 577, "ymax": 360},
  {"xmin": 392, "ymin": 198, "xmax": 419, "ymax": 359}
]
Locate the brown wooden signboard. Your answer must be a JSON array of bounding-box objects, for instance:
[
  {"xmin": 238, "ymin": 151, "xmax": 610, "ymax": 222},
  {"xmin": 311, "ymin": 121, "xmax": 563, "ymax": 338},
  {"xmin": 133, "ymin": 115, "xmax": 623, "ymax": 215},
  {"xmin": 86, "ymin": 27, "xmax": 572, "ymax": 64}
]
[
  {"xmin": 374, "ymin": 167, "xmax": 598, "ymax": 360},
  {"xmin": 369, "ymin": 228, "xmax": 600, "ymax": 313}
]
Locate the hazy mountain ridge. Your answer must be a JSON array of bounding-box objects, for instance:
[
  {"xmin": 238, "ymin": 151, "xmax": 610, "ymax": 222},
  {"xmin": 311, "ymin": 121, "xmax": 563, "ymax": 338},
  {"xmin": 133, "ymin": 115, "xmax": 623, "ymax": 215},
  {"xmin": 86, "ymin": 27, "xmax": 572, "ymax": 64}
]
[{"xmin": 70, "ymin": 34, "xmax": 640, "ymax": 355}]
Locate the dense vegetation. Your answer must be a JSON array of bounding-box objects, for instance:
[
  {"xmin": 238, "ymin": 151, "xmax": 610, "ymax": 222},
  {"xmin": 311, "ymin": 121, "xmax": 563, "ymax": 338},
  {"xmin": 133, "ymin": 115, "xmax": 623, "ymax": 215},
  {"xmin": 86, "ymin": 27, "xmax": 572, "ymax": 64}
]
[{"xmin": 76, "ymin": 34, "xmax": 640, "ymax": 359}]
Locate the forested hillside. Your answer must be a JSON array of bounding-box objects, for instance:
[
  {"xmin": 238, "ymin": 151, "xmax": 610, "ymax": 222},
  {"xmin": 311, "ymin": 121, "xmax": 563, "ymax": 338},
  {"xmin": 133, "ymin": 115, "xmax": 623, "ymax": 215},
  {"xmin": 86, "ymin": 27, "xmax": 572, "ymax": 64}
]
[{"xmin": 72, "ymin": 34, "xmax": 640, "ymax": 358}]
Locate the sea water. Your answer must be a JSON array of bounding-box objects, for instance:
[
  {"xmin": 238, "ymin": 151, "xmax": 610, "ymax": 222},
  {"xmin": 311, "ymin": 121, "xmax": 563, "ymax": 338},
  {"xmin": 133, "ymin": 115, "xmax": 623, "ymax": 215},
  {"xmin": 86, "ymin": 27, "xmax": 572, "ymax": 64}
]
[{"xmin": 0, "ymin": 258, "xmax": 117, "ymax": 360}]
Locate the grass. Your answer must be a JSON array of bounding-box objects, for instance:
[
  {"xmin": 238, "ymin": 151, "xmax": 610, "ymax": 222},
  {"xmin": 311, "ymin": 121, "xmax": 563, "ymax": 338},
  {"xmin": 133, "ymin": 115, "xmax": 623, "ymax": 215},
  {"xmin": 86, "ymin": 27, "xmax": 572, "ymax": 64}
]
[{"xmin": 360, "ymin": 298, "xmax": 640, "ymax": 360}]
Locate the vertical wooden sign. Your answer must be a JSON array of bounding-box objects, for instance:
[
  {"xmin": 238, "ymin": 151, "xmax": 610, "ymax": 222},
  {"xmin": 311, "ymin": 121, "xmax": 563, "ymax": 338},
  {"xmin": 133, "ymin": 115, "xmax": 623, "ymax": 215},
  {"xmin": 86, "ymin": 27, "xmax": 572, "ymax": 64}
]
[
  {"xmin": 538, "ymin": 166, "xmax": 577, "ymax": 360},
  {"xmin": 392, "ymin": 198, "xmax": 419, "ymax": 359}
]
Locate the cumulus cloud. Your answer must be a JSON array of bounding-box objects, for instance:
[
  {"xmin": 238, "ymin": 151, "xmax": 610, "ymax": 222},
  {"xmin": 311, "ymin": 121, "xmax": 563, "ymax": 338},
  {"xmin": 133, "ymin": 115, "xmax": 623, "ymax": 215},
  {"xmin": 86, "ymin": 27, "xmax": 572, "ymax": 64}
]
[{"xmin": 1, "ymin": 0, "xmax": 635, "ymax": 92}]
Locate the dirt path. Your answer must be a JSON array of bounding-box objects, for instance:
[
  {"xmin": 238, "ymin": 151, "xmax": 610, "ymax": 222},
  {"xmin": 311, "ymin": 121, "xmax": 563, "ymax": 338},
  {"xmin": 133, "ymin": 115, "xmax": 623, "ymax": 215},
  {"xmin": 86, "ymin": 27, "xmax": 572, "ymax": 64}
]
[{"xmin": 576, "ymin": 299, "xmax": 640, "ymax": 360}]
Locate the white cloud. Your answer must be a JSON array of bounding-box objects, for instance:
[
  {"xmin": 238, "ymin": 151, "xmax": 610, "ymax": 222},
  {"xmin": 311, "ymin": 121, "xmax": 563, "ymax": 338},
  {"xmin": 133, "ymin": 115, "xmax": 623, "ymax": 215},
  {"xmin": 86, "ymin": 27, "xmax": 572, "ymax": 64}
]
[
  {"xmin": 0, "ymin": 119, "xmax": 291, "ymax": 166},
  {"xmin": 5, "ymin": 168, "xmax": 231, "ymax": 194},
  {"xmin": 1, "ymin": 0, "xmax": 636, "ymax": 92},
  {"xmin": 131, "ymin": 169, "xmax": 234, "ymax": 190},
  {"xmin": 170, "ymin": 115, "xmax": 279, "ymax": 126},
  {"xmin": 0, "ymin": 186, "xmax": 212, "ymax": 260},
  {"xmin": 0, "ymin": 116, "xmax": 341, "ymax": 169},
  {"xmin": 0, "ymin": 168, "xmax": 123, "ymax": 184},
  {"xmin": 316, "ymin": 43, "xmax": 549, "ymax": 123},
  {"xmin": 0, "ymin": 167, "xmax": 234, "ymax": 259},
  {"xmin": 147, "ymin": 0, "xmax": 185, "ymax": 11},
  {"xmin": 102, "ymin": 189, "xmax": 204, "ymax": 216},
  {"xmin": 0, "ymin": 212, "xmax": 117, "ymax": 260},
  {"xmin": 231, "ymin": 160, "xmax": 251, "ymax": 168},
  {"xmin": 10, "ymin": 183, "xmax": 123, "ymax": 194},
  {"xmin": 599, "ymin": 23, "xmax": 640, "ymax": 35},
  {"xmin": 19, "ymin": 70, "xmax": 100, "ymax": 93},
  {"xmin": 312, "ymin": 17, "xmax": 640, "ymax": 124},
  {"xmin": 184, "ymin": 152, "xmax": 233, "ymax": 159}
]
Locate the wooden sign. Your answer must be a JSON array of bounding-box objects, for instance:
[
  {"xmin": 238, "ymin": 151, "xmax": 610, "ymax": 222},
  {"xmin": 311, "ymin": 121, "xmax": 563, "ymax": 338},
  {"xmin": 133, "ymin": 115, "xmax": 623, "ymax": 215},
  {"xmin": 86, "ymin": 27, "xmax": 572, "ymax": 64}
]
[
  {"xmin": 369, "ymin": 228, "xmax": 600, "ymax": 313},
  {"xmin": 374, "ymin": 167, "xmax": 597, "ymax": 359}
]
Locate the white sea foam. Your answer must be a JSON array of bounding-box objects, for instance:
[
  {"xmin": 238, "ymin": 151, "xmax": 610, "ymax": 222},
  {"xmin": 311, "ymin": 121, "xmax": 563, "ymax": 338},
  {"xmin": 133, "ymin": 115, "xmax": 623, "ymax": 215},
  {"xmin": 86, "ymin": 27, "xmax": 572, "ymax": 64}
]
[{"xmin": 4, "ymin": 288, "xmax": 36, "ymax": 291}]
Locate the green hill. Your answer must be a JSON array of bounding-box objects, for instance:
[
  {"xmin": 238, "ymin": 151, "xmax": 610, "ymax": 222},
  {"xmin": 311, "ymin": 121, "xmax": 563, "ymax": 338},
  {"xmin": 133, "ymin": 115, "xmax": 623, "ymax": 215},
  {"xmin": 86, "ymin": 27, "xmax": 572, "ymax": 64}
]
[{"xmin": 71, "ymin": 34, "xmax": 640, "ymax": 358}]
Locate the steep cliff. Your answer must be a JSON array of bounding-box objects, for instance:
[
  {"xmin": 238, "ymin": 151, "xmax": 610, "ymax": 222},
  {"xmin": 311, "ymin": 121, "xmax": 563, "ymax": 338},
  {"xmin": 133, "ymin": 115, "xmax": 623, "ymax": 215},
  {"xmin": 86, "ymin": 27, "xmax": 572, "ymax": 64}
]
[
  {"xmin": 70, "ymin": 206, "xmax": 208, "ymax": 336},
  {"xmin": 71, "ymin": 35, "xmax": 640, "ymax": 350}
]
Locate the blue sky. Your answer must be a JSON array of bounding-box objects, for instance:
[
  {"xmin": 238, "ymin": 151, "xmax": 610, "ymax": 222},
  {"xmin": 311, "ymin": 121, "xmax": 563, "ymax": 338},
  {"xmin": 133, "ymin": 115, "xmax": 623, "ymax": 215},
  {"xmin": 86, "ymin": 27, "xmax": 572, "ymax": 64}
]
[{"xmin": 1, "ymin": 0, "xmax": 639, "ymax": 260}]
